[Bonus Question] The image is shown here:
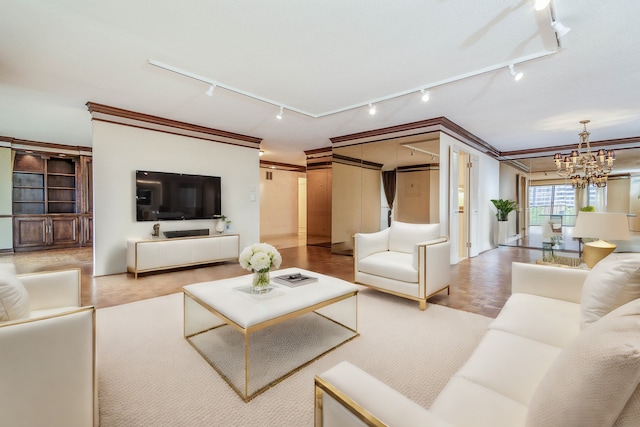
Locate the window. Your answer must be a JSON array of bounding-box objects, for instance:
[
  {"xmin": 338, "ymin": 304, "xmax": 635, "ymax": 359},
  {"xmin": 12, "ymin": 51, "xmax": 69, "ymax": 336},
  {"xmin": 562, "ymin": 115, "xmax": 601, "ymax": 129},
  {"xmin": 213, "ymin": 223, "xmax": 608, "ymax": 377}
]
[{"xmin": 529, "ymin": 184, "xmax": 598, "ymax": 226}]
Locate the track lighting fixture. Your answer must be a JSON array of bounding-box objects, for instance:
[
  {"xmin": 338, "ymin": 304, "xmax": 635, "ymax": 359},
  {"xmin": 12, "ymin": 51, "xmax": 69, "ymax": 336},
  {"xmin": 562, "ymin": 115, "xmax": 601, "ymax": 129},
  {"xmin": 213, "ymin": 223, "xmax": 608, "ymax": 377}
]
[
  {"xmin": 551, "ymin": 21, "xmax": 571, "ymax": 38},
  {"xmin": 150, "ymin": 52, "xmax": 559, "ymax": 119},
  {"xmin": 534, "ymin": 0, "xmax": 550, "ymax": 11},
  {"xmin": 509, "ymin": 64, "xmax": 523, "ymax": 81}
]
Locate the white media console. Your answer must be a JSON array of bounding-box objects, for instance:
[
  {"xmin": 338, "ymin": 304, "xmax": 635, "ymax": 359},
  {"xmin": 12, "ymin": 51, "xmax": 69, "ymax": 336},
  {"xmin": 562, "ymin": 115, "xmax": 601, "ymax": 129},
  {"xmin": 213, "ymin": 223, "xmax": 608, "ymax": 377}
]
[{"xmin": 126, "ymin": 233, "xmax": 239, "ymax": 278}]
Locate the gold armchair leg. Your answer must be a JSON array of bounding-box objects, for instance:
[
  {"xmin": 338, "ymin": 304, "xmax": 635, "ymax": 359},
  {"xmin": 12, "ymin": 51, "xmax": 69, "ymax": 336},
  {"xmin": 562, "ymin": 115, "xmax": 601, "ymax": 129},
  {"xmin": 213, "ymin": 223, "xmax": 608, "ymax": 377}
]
[{"xmin": 419, "ymin": 300, "xmax": 427, "ymax": 310}]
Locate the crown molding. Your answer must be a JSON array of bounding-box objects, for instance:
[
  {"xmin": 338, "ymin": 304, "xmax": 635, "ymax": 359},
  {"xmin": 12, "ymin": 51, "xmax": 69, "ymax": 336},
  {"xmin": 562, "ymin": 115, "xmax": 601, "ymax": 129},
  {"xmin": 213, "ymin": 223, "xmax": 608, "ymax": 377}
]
[
  {"xmin": 500, "ymin": 135, "xmax": 640, "ymax": 159},
  {"xmin": 259, "ymin": 160, "xmax": 306, "ymax": 172},
  {"xmin": 330, "ymin": 117, "xmax": 501, "ymax": 159},
  {"xmin": 0, "ymin": 136, "xmax": 92, "ymax": 155},
  {"xmin": 86, "ymin": 102, "xmax": 262, "ymax": 149}
]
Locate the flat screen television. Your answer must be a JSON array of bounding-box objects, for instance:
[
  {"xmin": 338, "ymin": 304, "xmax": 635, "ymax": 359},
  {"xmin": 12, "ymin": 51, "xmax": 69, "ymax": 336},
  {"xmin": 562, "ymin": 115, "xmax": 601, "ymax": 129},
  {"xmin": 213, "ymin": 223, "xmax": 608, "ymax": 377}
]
[{"xmin": 135, "ymin": 170, "xmax": 221, "ymax": 221}]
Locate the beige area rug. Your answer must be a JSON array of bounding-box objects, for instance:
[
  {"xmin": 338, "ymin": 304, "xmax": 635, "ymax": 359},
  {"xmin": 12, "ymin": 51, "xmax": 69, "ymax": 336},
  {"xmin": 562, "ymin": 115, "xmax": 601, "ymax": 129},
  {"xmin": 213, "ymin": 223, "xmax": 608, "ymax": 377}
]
[{"xmin": 97, "ymin": 288, "xmax": 492, "ymax": 426}]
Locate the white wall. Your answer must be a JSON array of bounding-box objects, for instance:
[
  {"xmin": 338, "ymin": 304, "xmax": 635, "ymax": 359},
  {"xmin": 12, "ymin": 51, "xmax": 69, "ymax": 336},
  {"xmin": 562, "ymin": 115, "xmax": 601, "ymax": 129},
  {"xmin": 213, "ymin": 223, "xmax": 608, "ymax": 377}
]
[
  {"xmin": 92, "ymin": 121, "xmax": 260, "ymax": 276},
  {"xmin": 439, "ymin": 133, "xmax": 499, "ymax": 255},
  {"xmin": 0, "ymin": 147, "xmax": 12, "ymax": 250}
]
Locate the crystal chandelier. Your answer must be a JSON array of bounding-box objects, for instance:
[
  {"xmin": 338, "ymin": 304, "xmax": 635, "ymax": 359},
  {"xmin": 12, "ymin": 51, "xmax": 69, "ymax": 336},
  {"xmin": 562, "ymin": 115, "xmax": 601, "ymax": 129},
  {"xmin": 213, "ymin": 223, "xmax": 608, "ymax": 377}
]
[{"xmin": 553, "ymin": 120, "xmax": 615, "ymax": 189}]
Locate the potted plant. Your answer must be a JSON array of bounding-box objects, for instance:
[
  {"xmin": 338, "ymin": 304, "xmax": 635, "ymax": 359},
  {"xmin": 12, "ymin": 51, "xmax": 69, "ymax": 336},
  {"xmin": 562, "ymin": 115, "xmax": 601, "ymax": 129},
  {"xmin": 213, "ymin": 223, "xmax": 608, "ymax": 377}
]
[
  {"xmin": 490, "ymin": 199, "xmax": 517, "ymax": 221},
  {"xmin": 491, "ymin": 199, "xmax": 517, "ymax": 245}
]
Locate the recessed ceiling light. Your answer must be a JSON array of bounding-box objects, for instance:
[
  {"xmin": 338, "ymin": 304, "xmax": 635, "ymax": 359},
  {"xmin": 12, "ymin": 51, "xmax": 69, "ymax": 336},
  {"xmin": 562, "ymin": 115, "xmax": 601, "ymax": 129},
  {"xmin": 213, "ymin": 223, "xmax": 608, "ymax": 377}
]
[
  {"xmin": 420, "ymin": 89, "xmax": 430, "ymax": 102},
  {"xmin": 205, "ymin": 84, "xmax": 215, "ymax": 96},
  {"xmin": 368, "ymin": 103, "xmax": 376, "ymax": 115},
  {"xmin": 276, "ymin": 106, "xmax": 283, "ymax": 120}
]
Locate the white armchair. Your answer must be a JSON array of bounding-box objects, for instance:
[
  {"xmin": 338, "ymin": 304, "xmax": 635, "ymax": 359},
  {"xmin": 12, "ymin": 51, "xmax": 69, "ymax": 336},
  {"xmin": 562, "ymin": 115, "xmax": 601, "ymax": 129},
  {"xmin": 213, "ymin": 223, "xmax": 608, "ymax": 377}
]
[
  {"xmin": 0, "ymin": 267, "xmax": 97, "ymax": 427},
  {"xmin": 354, "ymin": 221, "xmax": 451, "ymax": 310}
]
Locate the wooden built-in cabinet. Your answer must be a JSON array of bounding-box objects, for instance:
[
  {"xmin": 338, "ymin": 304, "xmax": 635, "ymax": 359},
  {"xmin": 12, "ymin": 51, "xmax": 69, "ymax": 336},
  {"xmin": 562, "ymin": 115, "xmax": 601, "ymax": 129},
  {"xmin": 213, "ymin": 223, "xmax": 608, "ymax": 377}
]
[{"xmin": 12, "ymin": 152, "xmax": 92, "ymax": 252}]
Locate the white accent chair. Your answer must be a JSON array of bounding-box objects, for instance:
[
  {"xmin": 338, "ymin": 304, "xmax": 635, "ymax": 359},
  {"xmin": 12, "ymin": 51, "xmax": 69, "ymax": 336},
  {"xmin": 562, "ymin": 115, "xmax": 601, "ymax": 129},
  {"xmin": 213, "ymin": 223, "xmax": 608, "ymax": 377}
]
[
  {"xmin": 354, "ymin": 221, "xmax": 451, "ymax": 310},
  {"xmin": 0, "ymin": 268, "xmax": 97, "ymax": 427}
]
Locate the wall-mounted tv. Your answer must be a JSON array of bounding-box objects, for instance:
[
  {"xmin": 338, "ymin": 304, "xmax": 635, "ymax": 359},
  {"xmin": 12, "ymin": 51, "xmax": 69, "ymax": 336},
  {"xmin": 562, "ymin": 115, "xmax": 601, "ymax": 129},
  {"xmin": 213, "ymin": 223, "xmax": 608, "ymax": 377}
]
[{"xmin": 135, "ymin": 170, "xmax": 221, "ymax": 221}]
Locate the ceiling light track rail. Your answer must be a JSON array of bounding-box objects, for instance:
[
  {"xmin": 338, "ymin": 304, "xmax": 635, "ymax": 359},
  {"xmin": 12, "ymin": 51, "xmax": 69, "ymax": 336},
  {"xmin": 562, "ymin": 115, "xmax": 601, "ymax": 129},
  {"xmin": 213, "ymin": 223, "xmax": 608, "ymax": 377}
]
[{"xmin": 148, "ymin": 49, "xmax": 557, "ymax": 119}]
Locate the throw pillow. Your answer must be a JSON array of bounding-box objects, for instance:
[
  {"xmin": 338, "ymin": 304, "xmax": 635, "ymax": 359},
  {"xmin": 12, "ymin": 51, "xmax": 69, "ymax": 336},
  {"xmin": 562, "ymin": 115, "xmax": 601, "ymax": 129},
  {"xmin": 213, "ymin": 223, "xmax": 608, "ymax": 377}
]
[
  {"xmin": 526, "ymin": 298, "xmax": 640, "ymax": 427},
  {"xmin": 580, "ymin": 253, "xmax": 640, "ymax": 328},
  {"xmin": 0, "ymin": 263, "xmax": 30, "ymax": 322},
  {"xmin": 612, "ymin": 254, "xmax": 640, "ymax": 311}
]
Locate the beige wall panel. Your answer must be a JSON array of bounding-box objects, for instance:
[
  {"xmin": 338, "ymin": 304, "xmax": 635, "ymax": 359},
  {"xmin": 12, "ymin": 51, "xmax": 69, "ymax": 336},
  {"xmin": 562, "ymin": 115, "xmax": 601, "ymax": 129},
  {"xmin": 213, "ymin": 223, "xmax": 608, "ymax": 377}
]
[
  {"xmin": 260, "ymin": 168, "xmax": 302, "ymax": 237},
  {"xmin": 331, "ymin": 162, "xmax": 361, "ymax": 247},
  {"xmin": 307, "ymin": 168, "xmax": 331, "ymax": 245},
  {"xmin": 606, "ymin": 177, "xmax": 630, "ymax": 214},
  {"xmin": 429, "ymin": 169, "xmax": 440, "ymax": 223},
  {"xmin": 331, "ymin": 163, "xmax": 381, "ymax": 253},
  {"xmin": 396, "ymin": 170, "xmax": 429, "ymax": 223},
  {"xmin": 361, "ymin": 167, "xmax": 381, "ymax": 232}
]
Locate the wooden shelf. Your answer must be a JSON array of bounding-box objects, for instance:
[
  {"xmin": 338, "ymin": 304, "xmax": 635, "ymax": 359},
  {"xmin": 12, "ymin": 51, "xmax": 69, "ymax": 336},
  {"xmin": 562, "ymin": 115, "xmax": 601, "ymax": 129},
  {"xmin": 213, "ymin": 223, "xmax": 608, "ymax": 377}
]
[{"xmin": 11, "ymin": 152, "xmax": 92, "ymax": 252}]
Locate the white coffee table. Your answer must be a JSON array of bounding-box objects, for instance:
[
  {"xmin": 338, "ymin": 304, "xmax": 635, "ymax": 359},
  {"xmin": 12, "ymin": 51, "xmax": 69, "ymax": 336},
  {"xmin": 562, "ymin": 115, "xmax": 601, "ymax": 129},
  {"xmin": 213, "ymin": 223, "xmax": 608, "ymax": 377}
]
[{"xmin": 183, "ymin": 267, "xmax": 359, "ymax": 401}]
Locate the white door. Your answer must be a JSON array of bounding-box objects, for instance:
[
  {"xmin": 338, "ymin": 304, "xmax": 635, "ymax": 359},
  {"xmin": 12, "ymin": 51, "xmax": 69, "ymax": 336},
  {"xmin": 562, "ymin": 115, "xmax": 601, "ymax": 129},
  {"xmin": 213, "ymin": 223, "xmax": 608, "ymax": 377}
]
[
  {"xmin": 468, "ymin": 154, "xmax": 479, "ymax": 257},
  {"xmin": 449, "ymin": 146, "xmax": 460, "ymax": 263},
  {"xmin": 450, "ymin": 146, "xmax": 479, "ymax": 262}
]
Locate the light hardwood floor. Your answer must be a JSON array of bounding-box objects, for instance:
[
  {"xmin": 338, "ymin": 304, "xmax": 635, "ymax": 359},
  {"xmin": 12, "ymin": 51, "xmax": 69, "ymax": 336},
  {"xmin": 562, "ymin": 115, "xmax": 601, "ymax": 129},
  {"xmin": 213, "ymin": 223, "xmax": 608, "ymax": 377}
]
[{"xmin": 1, "ymin": 239, "xmax": 542, "ymax": 318}]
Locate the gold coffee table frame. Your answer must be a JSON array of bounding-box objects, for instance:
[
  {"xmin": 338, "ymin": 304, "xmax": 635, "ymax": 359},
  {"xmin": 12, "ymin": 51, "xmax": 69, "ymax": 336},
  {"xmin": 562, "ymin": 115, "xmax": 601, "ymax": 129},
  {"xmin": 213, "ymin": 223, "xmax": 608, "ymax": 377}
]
[{"xmin": 183, "ymin": 269, "xmax": 359, "ymax": 402}]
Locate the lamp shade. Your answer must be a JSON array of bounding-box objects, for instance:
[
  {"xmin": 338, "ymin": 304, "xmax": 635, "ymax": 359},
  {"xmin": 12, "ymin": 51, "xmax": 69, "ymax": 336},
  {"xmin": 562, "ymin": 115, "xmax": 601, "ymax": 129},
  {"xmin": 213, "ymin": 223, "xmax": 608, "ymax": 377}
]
[{"xmin": 572, "ymin": 212, "xmax": 631, "ymax": 241}]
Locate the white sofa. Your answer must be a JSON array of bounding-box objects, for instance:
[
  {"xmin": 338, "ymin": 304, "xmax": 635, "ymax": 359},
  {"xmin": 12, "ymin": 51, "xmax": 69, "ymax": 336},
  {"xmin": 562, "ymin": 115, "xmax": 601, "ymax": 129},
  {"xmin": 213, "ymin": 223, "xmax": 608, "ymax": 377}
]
[
  {"xmin": 0, "ymin": 266, "xmax": 97, "ymax": 427},
  {"xmin": 316, "ymin": 255, "xmax": 640, "ymax": 427},
  {"xmin": 354, "ymin": 221, "xmax": 450, "ymax": 310}
]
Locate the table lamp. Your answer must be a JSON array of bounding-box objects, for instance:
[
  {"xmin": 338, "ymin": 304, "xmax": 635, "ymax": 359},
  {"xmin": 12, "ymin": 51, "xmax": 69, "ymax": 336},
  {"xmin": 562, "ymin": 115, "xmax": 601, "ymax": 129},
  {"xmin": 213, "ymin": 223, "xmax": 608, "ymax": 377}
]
[{"xmin": 572, "ymin": 212, "xmax": 631, "ymax": 268}]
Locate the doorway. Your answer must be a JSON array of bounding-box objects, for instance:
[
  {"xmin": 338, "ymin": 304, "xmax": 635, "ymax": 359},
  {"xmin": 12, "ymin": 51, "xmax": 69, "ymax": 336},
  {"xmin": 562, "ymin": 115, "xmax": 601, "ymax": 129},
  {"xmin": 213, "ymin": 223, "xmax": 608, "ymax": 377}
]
[
  {"xmin": 457, "ymin": 151, "xmax": 469, "ymax": 260},
  {"xmin": 449, "ymin": 146, "xmax": 478, "ymax": 263}
]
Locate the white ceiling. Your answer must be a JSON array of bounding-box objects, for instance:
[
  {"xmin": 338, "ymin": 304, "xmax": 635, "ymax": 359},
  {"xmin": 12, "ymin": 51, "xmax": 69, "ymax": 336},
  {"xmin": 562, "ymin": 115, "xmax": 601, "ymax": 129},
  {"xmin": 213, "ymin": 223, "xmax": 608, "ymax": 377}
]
[{"xmin": 1, "ymin": 0, "xmax": 639, "ymax": 167}]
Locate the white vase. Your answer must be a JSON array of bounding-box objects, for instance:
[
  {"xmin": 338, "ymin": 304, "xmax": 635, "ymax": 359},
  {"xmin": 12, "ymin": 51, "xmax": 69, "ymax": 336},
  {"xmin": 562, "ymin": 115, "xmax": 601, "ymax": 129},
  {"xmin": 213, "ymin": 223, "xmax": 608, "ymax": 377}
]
[
  {"xmin": 215, "ymin": 219, "xmax": 225, "ymax": 233},
  {"xmin": 497, "ymin": 221, "xmax": 508, "ymax": 245}
]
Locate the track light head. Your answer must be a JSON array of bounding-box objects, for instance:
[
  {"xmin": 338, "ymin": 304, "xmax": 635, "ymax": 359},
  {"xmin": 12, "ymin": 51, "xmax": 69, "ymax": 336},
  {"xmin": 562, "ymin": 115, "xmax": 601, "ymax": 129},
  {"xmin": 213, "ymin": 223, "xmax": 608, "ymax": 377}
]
[
  {"xmin": 420, "ymin": 89, "xmax": 430, "ymax": 103},
  {"xmin": 206, "ymin": 84, "xmax": 215, "ymax": 96},
  {"xmin": 276, "ymin": 106, "xmax": 283, "ymax": 120},
  {"xmin": 551, "ymin": 21, "xmax": 571, "ymax": 38},
  {"xmin": 368, "ymin": 103, "xmax": 376, "ymax": 115},
  {"xmin": 534, "ymin": 0, "xmax": 550, "ymax": 11},
  {"xmin": 509, "ymin": 64, "xmax": 524, "ymax": 81}
]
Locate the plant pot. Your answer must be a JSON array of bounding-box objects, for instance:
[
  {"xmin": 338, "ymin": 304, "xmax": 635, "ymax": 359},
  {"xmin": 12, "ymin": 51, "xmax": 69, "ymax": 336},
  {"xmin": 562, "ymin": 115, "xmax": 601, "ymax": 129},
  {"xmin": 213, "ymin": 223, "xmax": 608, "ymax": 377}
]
[{"xmin": 497, "ymin": 221, "xmax": 509, "ymax": 245}]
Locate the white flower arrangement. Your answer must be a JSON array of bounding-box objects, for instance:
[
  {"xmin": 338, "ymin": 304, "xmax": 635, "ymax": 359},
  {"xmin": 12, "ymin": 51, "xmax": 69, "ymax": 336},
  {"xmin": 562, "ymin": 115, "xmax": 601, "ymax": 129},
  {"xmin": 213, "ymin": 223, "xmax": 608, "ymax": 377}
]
[{"xmin": 239, "ymin": 243, "xmax": 282, "ymax": 273}]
